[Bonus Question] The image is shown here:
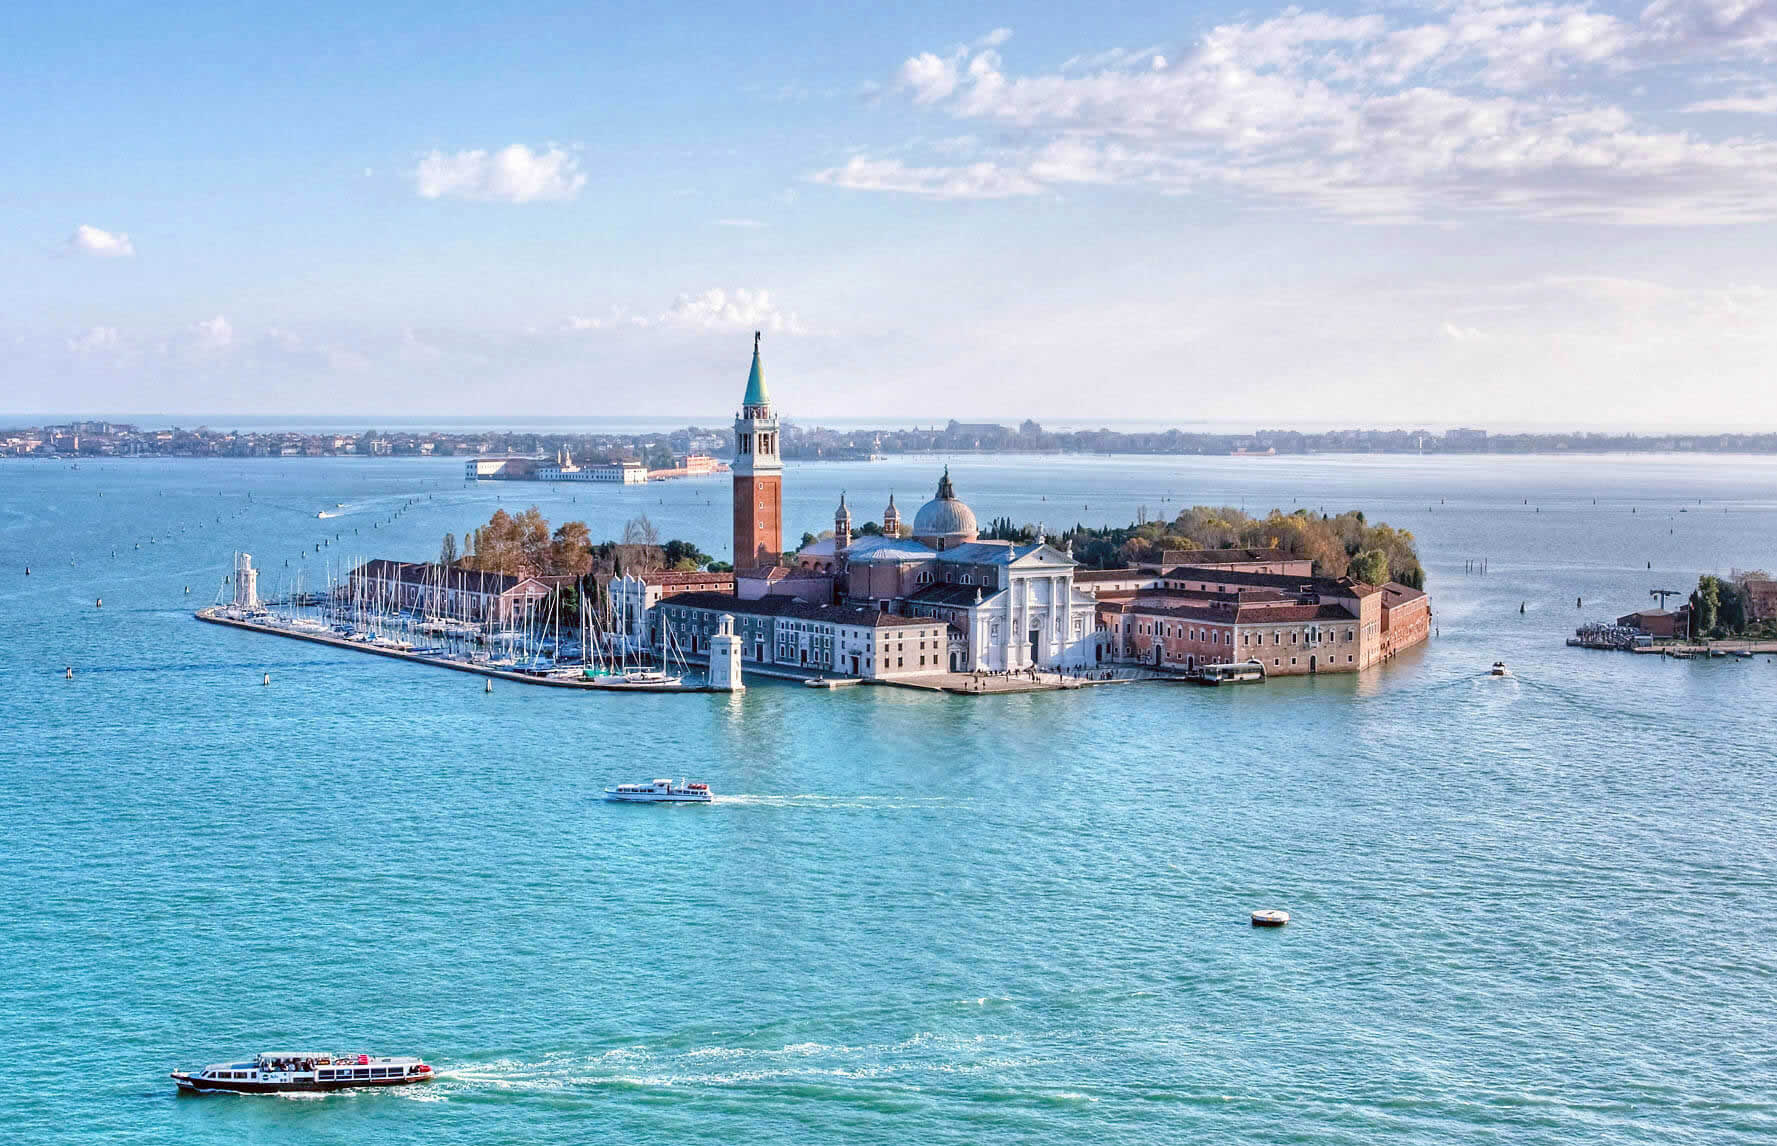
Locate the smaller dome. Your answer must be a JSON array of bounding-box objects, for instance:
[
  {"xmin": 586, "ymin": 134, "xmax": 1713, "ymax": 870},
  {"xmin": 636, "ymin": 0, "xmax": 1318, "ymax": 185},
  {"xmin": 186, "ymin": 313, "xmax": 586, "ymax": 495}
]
[{"xmin": 912, "ymin": 468, "xmax": 978, "ymax": 548}]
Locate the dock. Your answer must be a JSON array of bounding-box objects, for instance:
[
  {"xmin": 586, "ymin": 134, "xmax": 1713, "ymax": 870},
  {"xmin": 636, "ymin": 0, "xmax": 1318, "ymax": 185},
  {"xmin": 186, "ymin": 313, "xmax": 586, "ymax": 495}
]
[{"xmin": 195, "ymin": 608, "xmax": 718, "ymax": 692}]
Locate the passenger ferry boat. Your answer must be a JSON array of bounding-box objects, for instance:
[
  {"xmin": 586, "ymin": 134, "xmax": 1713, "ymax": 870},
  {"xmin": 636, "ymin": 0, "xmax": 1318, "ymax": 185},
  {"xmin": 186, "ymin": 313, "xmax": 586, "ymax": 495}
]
[
  {"xmin": 603, "ymin": 778, "xmax": 712, "ymax": 803},
  {"xmin": 171, "ymin": 1052, "xmax": 433, "ymax": 1094}
]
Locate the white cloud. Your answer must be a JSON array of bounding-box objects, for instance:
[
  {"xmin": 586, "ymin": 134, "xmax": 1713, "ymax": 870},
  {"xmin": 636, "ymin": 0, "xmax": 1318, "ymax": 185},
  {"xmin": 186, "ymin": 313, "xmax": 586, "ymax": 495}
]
[
  {"xmin": 667, "ymin": 288, "xmax": 803, "ymax": 333},
  {"xmin": 900, "ymin": 52, "xmax": 960, "ymax": 103},
  {"xmin": 192, "ymin": 315, "xmax": 233, "ymax": 351},
  {"xmin": 811, "ymin": 155, "xmax": 1043, "ymax": 199},
  {"xmin": 1442, "ymin": 321, "xmax": 1485, "ymax": 340},
  {"xmin": 1642, "ymin": 0, "xmax": 1777, "ymax": 51},
  {"xmin": 1685, "ymin": 84, "xmax": 1777, "ymax": 113},
  {"xmin": 414, "ymin": 144, "xmax": 586, "ymax": 203},
  {"xmin": 712, "ymin": 217, "xmax": 766, "ymax": 227},
  {"xmin": 67, "ymin": 325, "xmax": 119, "ymax": 354},
  {"xmin": 69, "ymin": 225, "xmax": 134, "ymax": 257},
  {"xmin": 832, "ymin": 5, "xmax": 1777, "ymax": 223},
  {"xmin": 562, "ymin": 308, "xmax": 651, "ymax": 331},
  {"xmin": 563, "ymin": 290, "xmax": 802, "ymax": 334}
]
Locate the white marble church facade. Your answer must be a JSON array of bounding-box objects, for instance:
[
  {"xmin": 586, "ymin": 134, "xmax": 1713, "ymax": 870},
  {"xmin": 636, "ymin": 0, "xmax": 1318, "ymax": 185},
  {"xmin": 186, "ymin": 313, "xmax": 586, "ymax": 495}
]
[{"xmin": 797, "ymin": 470, "xmax": 1102, "ymax": 672}]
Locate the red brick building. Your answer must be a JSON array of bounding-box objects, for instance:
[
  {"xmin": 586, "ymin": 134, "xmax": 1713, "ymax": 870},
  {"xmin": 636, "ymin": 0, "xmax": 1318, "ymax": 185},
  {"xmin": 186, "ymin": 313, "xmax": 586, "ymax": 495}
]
[
  {"xmin": 1616, "ymin": 608, "xmax": 1689, "ymax": 638},
  {"xmin": 1090, "ymin": 565, "xmax": 1429, "ymax": 676}
]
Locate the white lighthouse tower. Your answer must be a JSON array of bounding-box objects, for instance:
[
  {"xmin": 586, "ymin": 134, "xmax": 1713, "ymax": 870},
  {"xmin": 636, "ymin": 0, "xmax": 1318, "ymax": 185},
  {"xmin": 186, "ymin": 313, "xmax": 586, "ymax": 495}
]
[
  {"xmin": 232, "ymin": 552, "xmax": 259, "ymax": 609},
  {"xmin": 708, "ymin": 613, "xmax": 745, "ymax": 692}
]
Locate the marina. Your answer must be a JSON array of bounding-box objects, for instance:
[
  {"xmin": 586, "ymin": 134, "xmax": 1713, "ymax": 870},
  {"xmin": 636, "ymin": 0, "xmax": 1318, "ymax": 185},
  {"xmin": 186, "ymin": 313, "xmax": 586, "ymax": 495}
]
[{"xmin": 195, "ymin": 605, "xmax": 719, "ymax": 692}]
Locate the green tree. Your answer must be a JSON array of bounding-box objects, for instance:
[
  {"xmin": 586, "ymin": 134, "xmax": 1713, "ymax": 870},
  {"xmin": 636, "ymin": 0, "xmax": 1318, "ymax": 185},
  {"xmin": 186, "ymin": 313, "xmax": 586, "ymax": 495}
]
[
  {"xmin": 439, "ymin": 532, "xmax": 457, "ymax": 568},
  {"xmin": 662, "ymin": 539, "xmax": 711, "ymax": 570},
  {"xmin": 550, "ymin": 521, "xmax": 593, "ymax": 576},
  {"xmin": 1692, "ymin": 575, "xmax": 1721, "ymax": 636},
  {"xmin": 1348, "ymin": 548, "xmax": 1390, "ymax": 586}
]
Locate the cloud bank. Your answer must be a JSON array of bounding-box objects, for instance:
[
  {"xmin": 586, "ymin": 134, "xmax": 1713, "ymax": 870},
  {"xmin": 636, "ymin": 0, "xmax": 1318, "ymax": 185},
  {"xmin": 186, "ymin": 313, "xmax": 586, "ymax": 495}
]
[{"xmin": 817, "ymin": 4, "xmax": 1777, "ymax": 223}]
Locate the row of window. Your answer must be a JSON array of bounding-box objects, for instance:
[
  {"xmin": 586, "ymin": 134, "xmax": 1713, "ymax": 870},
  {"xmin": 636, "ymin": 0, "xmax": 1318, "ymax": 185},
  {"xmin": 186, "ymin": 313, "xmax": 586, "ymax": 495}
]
[{"xmin": 1122, "ymin": 620, "xmax": 1358, "ymax": 647}]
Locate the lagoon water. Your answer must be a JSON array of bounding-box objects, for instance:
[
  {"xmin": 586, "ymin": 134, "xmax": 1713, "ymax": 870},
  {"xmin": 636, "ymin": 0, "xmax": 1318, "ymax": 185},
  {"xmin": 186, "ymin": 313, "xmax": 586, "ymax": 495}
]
[{"xmin": 2, "ymin": 452, "xmax": 1774, "ymax": 1144}]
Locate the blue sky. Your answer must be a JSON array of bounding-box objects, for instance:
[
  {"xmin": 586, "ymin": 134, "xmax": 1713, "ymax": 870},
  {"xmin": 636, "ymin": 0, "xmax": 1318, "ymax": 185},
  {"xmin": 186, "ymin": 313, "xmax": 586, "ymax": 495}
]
[{"xmin": 10, "ymin": 0, "xmax": 1777, "ymax": 426}]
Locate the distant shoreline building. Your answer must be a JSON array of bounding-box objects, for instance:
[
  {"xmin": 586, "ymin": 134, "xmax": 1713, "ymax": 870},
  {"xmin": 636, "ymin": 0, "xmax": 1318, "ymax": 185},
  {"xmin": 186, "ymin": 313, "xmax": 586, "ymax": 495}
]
[{"xmin": 465, "ymin": 448, "xmax": 721, "ymax": 485}]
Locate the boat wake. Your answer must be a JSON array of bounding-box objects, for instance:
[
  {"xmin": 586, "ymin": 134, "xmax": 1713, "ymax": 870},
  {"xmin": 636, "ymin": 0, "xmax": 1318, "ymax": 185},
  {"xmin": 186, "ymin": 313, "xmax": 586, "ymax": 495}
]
[
  {"xmin": 715, "ymin": 794, "xmax": 967, "ymax": 810},
  {"xmin": 434, "ymin": 1030, "xmax": 1050, "ymax": 1097}
]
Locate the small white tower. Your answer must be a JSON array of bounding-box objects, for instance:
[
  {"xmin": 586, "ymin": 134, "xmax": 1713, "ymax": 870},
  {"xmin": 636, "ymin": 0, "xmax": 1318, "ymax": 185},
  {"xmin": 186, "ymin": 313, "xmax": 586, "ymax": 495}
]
[
  {"xmin": 708, "ymin": 613, "xmax": 745, "ymax": 692},
  {"xmin": 232, "ymin": 552, "xmax": 259, "ymax": 608}
]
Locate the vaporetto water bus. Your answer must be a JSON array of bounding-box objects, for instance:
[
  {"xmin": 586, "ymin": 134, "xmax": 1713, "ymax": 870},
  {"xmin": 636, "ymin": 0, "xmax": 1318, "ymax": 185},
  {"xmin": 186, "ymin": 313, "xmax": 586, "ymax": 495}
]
[
  {"xmin": 171, "ymin": 1052, "xmax": 433, "ymax": 1093},
  {"xmin": 603, "ymin": 779, "xmax": 713, "ymax": 803}
]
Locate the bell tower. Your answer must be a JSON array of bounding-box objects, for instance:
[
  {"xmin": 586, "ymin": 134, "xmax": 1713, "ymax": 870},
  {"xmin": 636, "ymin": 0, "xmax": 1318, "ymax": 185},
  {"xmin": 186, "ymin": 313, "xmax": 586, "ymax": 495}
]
[
  {"xmin": 732, "ymin": 331, "xmax": 782, "ymax": 572},
  {"xmin": 834, "ymin": 491, "xmax": 852, "ymax": 550}
]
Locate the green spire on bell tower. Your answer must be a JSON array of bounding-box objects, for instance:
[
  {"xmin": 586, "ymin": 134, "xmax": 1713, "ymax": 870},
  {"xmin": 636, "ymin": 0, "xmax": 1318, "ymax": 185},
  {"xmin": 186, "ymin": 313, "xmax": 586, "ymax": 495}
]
[{"xmin": 743, "ymin": 330, "xmax": 770, "ymax": 409}]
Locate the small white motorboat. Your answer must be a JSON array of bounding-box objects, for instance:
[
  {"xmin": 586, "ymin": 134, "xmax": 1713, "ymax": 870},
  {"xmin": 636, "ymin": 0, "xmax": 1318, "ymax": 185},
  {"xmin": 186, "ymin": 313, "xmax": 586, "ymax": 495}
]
[
  {"xmin": 603, "ymin": 779, "xmax": 712, "ymax": 804},
  {"xmin": 1489, "ymin": 661, "xmax": 1512, "ymax": 677}
]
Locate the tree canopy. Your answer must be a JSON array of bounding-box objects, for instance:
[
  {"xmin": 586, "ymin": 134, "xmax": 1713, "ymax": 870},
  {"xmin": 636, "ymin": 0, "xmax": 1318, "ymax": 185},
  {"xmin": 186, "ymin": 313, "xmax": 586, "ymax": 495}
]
[
  {"xmin": 455, "ymin": 508, "xmax": 708, "ymax": 580},
  {"xmin": 1049, "ymin": 505, "xmax": 1424, "ymax": 586}
]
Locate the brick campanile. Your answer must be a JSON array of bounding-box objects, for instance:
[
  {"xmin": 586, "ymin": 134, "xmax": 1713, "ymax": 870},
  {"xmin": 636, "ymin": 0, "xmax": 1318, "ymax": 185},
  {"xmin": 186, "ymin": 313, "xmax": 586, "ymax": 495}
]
[{"xmin": 731, "ymin": 331, "xmax": 783, "ymax": 572}]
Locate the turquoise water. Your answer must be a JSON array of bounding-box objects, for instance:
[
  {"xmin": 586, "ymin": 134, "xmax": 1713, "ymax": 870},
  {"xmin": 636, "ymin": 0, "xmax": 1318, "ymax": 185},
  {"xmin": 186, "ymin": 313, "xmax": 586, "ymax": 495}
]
[{"xmin": 2, "ymin": 454, "xmax": 1774, "ymax": 1144}]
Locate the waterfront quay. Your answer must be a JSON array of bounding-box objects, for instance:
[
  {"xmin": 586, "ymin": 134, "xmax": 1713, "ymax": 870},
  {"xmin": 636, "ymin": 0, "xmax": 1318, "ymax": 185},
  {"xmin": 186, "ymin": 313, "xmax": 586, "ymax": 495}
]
[
  {"xmin": 194, "ymin": 606, "xmax": 720, "ymax": 692},
  {"xmin": 197, "ymin": 604, "xmax": 1165, "ymax": 696}
]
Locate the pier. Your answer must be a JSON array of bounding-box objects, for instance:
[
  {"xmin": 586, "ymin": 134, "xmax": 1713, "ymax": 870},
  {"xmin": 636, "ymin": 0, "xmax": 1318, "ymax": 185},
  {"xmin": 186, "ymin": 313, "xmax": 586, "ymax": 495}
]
[{"xmin": 195, "ymin": 607, "xmax": 719, "ymax": 692}]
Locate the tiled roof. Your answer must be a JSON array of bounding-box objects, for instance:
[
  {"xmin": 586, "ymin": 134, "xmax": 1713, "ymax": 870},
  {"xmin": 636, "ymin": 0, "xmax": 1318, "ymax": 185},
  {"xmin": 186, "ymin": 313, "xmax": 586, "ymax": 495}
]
[
  {"xmin": 659, "ymin": 591, "xmax": 932, "ymax": 629},
  {"xmin": 1160, "ymin": 547, "xmax": 1297, "ymax": 567},
  {"xmin": 937, "ymin": 540, "xmax": 1076, "ymax": 567},
  {"xmin": 906, "ymin": 583, "xmax": 1006, "ymax": 607},
  {"xmin": 1160, "ymin": 567, "xmax": 1380, "ymax": 598},
  {"xmin": 842, "ymin": 536, "xmax": 938, "ymax": 562},
  {"xmin": 1074, "ymin": 568, "xmax": 1158, "ymax": 583},
  {"xmin": 1104, "ymin": 597, "xmax": 1357, "ymax": 624},
  {"xmin": 1381, "ymin": 581, "xmax": 1427, "ymax": 605},
  {"xmin": 644, "ymin": 570, "xmax": 734, "ymax": 587}
]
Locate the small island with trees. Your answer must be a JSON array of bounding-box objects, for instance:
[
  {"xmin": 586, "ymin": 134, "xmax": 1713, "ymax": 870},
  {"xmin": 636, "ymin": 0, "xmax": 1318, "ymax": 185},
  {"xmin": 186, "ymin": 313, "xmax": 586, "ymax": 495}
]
[{"xmin": 1575, "ymin": 570, "xmax": 1777, "ymax": 655}]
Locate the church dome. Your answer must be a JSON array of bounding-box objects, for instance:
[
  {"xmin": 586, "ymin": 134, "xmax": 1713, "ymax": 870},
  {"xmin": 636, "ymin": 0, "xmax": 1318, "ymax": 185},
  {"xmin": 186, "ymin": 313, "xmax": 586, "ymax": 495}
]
[{"xmin": 912, "ymin": 468, "xmax": 978, "ymax": 548}]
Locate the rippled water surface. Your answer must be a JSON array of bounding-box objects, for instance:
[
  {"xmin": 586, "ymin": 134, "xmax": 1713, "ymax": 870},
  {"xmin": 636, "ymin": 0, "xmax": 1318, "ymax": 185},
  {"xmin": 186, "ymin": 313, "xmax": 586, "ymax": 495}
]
[{"xmin": 2, "ymin": 453, "xmax": 1774, "ymax": 1144}]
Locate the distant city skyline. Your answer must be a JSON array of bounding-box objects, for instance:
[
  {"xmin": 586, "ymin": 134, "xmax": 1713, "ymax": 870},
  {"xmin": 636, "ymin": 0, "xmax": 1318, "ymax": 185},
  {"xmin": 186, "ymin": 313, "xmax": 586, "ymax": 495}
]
[
  {"xmin": 4, "ymin": 413, "xmax": 1775, "ymax": 436},
  {"xmin": 11, "ymin": 1, "xmax": 1777, "ymax": 425}
]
